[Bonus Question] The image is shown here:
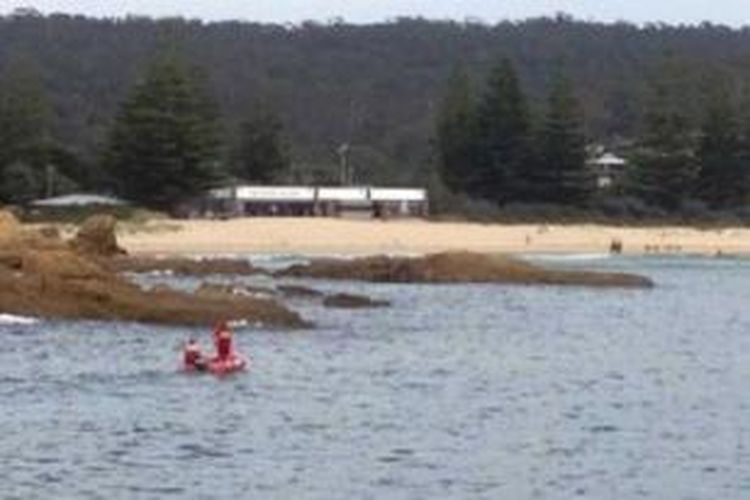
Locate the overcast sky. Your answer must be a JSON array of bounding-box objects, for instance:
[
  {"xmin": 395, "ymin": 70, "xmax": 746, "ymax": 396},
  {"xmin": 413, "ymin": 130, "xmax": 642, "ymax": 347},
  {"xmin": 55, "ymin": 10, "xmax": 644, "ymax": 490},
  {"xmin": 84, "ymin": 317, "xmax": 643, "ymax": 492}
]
[{"xmin": 2, "ymin": 0, "xmax": 750, "ymax": 27}]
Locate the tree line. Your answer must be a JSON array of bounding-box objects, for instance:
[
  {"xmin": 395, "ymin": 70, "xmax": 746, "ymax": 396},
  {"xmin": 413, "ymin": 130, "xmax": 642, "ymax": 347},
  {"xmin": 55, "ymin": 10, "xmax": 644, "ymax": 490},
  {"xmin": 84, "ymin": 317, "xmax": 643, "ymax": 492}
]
[
  {"xmin": 1, "ymin": 13, "xmax": 750, "ymax": 217},
  {"xmin": 436, "ymin": 56, "xmax": 750, "ymax": 218},
  {"xmin": 437, "ymin": 60, "xmax": 589, "ymax": 208},
  {"xmin": 0, "ymin": 53, "xmax": 289, "ymax": 209}
]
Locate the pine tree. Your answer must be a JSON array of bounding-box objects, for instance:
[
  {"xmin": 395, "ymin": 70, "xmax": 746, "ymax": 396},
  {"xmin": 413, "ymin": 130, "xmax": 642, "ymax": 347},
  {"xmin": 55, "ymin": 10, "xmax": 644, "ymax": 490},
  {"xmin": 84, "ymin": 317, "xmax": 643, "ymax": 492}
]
[
  {"xmin": 231, "ymin": 104, "xmax": 289, "ymax": 184},
  {"xmin": 0, "ymin": 161, "xmax": 42, "ymax": 204},
  {"xmin": 696, "ymin": 76, "xmax": 744, "ymax": 209},
  {"xmin": 537, "ymin": 68, "xmax": 592, "ymax": 206},
  {"xmin": 0, "ymin": 59, "xmax": 49, "ymax": 165},
  {"xmin": 435, "ymin": 66, "xmax": 477, "ymax": 194},
  {"xmin": 474, "ymin": 58, "xmax": 532, "ymax": 204},
  {"xmin": 735, "ymin": 84, "xmax": 750, "ymax": 208},
  {"xmin": 0, "ymin": 58, "xmax": 50, "ymax": 202},
  {"xmin": 104, "ymin": 54, "xmax": 222, "ymax": 210},
  {"xmin": 627, "ymin": 57, "xmax": 699, "ymax": 211}
]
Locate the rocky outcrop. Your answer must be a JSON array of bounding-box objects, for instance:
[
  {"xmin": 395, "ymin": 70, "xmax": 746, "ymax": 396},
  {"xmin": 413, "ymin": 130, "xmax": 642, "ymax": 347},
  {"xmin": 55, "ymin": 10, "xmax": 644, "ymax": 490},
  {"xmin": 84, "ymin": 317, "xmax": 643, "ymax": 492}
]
[
  {"xmin": 70, "ymin": 214, "xmax": 126, "ymax": 257},
  {"xmin": 277, "ymin": 251, "xmax": 654, "ymax": 288},
  {"xmin": 0, "ymin": 210, "xmax": 20, "ymax": 243},
  {"xmin": 21, "ymin": 249, "xmax": 110, "ymax": 281},
  {"xmin": 0, "ymin": 211, "xmax": 61, "ymax": 251},
  {"xmin": 72, "ymin": 215, "xmax": 266, "ymax": 277},
  {"xmin": 323, "ymin": 293, "xmax": 391, "ymax": 308},
  {"xmin": 0, "ymin": 211, "xmax": 308, "ymax": 328},
  {"xmin": 0, "ymin": 266, "xmax": 306, "ymax": 327}
]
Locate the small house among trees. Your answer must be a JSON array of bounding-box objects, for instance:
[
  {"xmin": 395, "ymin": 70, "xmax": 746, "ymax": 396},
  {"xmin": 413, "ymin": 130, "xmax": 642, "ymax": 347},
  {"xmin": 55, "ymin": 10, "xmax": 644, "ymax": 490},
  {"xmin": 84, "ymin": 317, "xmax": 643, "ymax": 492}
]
[{"xmin": 590, "ymin": 152, "xmax": 627, "ymax": 189}]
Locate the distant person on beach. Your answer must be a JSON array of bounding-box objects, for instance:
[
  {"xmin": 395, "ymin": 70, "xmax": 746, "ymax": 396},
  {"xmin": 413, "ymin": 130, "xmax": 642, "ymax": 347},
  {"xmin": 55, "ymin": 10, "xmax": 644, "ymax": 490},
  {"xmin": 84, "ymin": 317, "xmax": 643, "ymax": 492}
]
[{"xmin": 609, "ymin": 239, "xmax": 623, "ymax": 254}]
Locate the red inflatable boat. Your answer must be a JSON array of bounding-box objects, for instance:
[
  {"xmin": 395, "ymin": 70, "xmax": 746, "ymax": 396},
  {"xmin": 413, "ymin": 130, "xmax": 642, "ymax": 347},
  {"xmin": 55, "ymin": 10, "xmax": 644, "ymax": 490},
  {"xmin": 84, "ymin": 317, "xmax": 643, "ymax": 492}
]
[
  {"xmin": 182, "ymin": 324, "xmax": 248, "ymax": 376},
  {"xmin": 206, "ymin": 354, "xmax": 248, "ymax": 375},
  {"xmin": 183, "ymin": 353, "xmax": 249, "ymax": 375}
]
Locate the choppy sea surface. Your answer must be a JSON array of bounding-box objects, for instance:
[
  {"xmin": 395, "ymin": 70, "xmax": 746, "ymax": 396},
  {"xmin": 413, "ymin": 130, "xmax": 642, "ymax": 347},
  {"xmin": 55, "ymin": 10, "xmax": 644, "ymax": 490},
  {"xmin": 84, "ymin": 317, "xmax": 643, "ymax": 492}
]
[{"xmin": 1, "ymin": 255, "xmax": 749, "ymax": 499}]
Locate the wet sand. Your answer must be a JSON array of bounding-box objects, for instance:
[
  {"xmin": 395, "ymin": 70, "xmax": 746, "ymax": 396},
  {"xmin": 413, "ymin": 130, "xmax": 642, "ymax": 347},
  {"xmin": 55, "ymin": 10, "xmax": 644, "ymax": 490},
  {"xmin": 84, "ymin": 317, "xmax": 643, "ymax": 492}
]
[{"xmin": 115, "ymin": 218, "xmax": 750, "ymax": 256}]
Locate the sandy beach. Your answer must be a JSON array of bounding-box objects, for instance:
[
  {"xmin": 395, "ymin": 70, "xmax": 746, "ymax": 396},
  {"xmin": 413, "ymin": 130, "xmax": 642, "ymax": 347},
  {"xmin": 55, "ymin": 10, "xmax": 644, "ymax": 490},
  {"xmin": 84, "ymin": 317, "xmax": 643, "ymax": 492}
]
[{"xmin": 115, "ymin": 218, "xmax": 750, "ymax": 256}]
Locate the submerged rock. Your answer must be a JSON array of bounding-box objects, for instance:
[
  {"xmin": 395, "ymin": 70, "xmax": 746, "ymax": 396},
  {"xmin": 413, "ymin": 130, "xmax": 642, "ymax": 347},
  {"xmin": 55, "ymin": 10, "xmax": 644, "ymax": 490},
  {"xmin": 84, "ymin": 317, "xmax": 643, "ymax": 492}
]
[
  {"xmin": 323, "ymin": 293, "xmax": 391, "ymax": 309},
  {"xmin": 277, "ymin": 284, "xmax": 325, "ymax": 299},
  {"xmin": 277, "ymin": 251, "xmax": 654, "ymax": 288},
  {"xmin": 193, "ymin": 282, "xmax": 235, "ymax": 299},
  {"xmin": 105, "ymin": 256, "xmax": 266, "ymax": 276},
  {"xmin": 276, "ymin": 284, "xmax": 388, "ymax": 308}
]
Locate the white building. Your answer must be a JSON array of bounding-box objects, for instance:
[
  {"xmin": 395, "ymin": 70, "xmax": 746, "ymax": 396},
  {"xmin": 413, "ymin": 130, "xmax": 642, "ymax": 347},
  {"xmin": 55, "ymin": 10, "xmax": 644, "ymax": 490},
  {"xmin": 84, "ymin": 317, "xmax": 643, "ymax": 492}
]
[
  {"xmin": 205, "ymin": 185, "xmax": 428, "ymax": 219},
  {"xmin": 30, "ymin": 194, "xmax": 128, "ymax": 207}
]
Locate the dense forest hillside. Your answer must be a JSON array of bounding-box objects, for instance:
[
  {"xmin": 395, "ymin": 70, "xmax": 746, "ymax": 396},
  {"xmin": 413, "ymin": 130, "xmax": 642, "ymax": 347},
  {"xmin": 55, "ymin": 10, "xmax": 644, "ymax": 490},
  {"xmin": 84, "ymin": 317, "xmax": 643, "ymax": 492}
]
[{"xmin": 2, "ymin": 12, "xmax": 750, "ymax": 188}]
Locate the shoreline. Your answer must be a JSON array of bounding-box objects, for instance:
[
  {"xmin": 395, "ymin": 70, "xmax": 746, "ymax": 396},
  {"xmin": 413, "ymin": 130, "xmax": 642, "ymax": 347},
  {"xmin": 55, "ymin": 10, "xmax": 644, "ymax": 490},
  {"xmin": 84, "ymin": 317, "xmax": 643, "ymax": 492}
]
[{"xmin": 114, "ymin": 218, "xmax": 750, "ymax": 257}]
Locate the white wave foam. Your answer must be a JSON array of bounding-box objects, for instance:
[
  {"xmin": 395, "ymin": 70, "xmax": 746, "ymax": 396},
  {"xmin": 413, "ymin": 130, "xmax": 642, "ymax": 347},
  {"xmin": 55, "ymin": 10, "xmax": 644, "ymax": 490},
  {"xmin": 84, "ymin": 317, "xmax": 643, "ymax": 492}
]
[
  {"xmin": 521, "ymin": 253, "xmax": 613, "ymax": 262},
  {"xmin": 0, "ymin": 314, "xmax": 39, "ymax": 325}
]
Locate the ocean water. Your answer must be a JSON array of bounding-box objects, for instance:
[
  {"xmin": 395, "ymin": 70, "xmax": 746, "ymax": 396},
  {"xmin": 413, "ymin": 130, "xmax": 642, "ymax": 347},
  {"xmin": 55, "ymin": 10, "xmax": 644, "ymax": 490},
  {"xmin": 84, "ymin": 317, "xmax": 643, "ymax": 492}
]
[{"xmin": 1, "ymin": 255, "xmax": 749, "ymax": 499}]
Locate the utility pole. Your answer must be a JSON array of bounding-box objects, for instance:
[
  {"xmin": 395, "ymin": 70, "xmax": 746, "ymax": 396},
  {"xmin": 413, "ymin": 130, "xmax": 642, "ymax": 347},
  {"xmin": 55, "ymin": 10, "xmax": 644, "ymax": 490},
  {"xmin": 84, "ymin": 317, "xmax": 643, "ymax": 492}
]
[
  {"xmin": 337, "ymin": 143, "xmax": 351, "ymax": 186},
  {"xmin": 338, "ymin": 97, "xmax": 359, "ymax": 186}
]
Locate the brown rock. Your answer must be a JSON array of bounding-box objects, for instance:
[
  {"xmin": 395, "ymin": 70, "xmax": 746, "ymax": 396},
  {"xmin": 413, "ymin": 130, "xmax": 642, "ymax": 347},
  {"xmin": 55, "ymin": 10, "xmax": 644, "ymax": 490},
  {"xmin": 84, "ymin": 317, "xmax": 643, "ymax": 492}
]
[
  {"xmin": 194, "ymin": 282, "xmax": 237, "ymax": 298},
  {"xmin": 150, "ymin": 283, "xmax": 175, "ymax": 293},
  {"xmin": 278, "ymin": 251, "xmax": 654, "ymax": 288},
  {"xmin": 38, "ymin": 225, "xmax": 61, "ymax": 240},
  {"xmin": 21, "ymin": 249, "xmax": 110, "ymax": 281},
  {"xmin": 0, "ymin": 252, "xmax": 22, "ymax": 270},
  {"xmin": 0, "ymin": 267, "xmax": 308, "ymax": 327},
  {"xmin": 277, "ymin": 284, "xmax": 325, "ymax": 298},
  {"xmin": 0, "ymin": 210, "xmax": 21, "ymax": 244},
  {"xmin": 323, "ymin": 293, "xmax": 390, "ymax": 308},
  {"xmin": 71, "ymin": 215, "xmax": 126, "ymax": 257},
  {"xmin": 20, "ymin": 233, "xmax": 68, "ymax": 253}
]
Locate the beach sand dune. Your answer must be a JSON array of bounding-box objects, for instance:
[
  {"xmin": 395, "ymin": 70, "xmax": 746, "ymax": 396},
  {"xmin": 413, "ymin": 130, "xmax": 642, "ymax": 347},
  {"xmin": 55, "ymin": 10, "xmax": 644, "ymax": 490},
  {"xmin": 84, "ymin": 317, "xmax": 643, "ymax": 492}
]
[{"xmin": 117, "ymin": 218, "xmax": 750, "ymax": 256}]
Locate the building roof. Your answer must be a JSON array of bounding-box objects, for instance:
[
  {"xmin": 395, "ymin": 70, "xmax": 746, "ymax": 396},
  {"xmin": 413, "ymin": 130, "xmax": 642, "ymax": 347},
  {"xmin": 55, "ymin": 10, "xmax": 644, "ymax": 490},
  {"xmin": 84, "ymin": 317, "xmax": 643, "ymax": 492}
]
[
  {"xmin": 316, "ymin": 187, "xmax": 369, "ymax": 202},
  {"xmin": 592, "ymin": 153, "xmax": 627, "ymax": 166},
  {"xmin": 30, "ymin": 194, "xmax": 128, "ymax": 207},
  {"xmin": 235, "ymin": 186, "xmax": 316, "ymax": 202},
  {"xmin": 209, "ymin": 185, "xmax": 427, "ymax": 203},
  {"xmin": 370, "ymin": 188, "xmax": 426, "ymax": 202}
]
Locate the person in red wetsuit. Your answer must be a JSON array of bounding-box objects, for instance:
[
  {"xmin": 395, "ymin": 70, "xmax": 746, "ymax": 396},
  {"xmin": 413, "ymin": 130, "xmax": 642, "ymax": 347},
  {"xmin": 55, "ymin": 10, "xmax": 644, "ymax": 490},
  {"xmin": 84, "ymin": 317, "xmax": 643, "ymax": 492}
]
[
  {"xmin": 213, "ymin": 320, "xmax": 234, "ymax": 360},
  {"xmin": 183, "ymin": 338, "xmax": 206, "ymax": 371},
  {"xmin": 212, "ymin": 321, "xmax": 223, "ymax": 347}
]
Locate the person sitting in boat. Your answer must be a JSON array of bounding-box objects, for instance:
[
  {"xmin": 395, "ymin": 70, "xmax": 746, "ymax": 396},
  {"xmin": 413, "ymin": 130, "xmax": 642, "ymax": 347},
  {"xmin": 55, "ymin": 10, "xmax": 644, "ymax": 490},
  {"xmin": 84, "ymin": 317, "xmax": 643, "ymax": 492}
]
[
  {"xmin": 183, "ymin": 338, "xmax": 207, "ymax": 371},
  {"xmin": 213, "ymin": 320, "xmax": 234, "ymax": 360}
]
